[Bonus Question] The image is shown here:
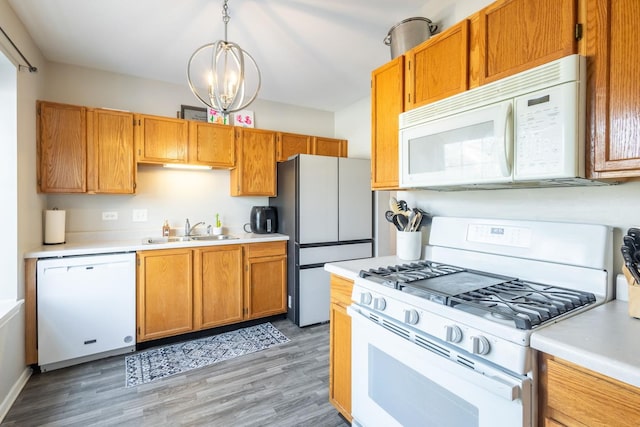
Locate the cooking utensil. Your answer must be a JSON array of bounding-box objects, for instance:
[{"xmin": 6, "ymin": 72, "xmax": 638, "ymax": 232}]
[
  {"xmin": 389, "ymin": 197, "xmax": 403, "ymax": 214},
  {"xmin": 410, "ymin": 211, "xmax": 422, "ymax": 232},
  {"xmin": 393, "ymin": 214, "xmax": 408, "ymax": 231},
  {"xmin": 385, "ymin": 210, "xmax": 395, "ymax": 223}
]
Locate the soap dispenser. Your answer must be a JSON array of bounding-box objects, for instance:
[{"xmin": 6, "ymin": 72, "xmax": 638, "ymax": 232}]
[{"xmin": 162, "ymin": 220, "xmax": 170, "ymax": 237}]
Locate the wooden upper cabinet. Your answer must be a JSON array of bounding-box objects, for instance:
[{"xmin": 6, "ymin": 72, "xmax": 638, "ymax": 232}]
[
  {"xmin": 478, "ymin": 0, "xmax": 578, "ymax": 85},
  {"xmin": 312, "ymin": 137, "xmax": 348, "ymax": 157},
  {"xmin": 37, "ymin": 101, "xmax": 87, "ymax": 193},
  {"xmin": 135, "ymin": 114, "xmax": 188, "ymax": 164},
  {"xmin": 87, "ymin": 108, "xmax": 136, "ymax": 194},
  {"xmin": 406, "ymin": 19, "xmax": 470, "ymax": 109},
  {"xmin": 371, "ymin": 55, "xmax": 404, "ymax": 190},
  {"xmin": 187, "ymin": 121, "xmax": 235, "ymax": 168},
  {"xmin": 276, "ymin": 132, "xmax": 312, "ymax": 162},
  {"xmin": 230, "ymin": 127, "xmax": 277, "ymax": 196},
  {"xmin": 585, "ymin": 0, "xmax": 640, "ymax": 178}
]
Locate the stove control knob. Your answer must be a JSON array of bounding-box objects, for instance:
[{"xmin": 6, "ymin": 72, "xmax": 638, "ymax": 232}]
[
  {"xmin": 471, "ymin": 336, "xmax": 491, "ymax": 355},
  {"xmin": 360, "ymin": 292, "xmax": 373, "ymax": 306},
  {"xmin": 403, "ymin": 309, "xmax": 419, "ymax": 325},
  {"xmin": 445, "ymin": 325, "xmax": 463, "ymax": 343},
  {"xmin": 373, "ymin": 297, "xmax": 387, "ymax": 311}
]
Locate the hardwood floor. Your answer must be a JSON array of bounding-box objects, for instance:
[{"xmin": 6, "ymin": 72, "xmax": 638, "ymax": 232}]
[{"xmin": 2, "ymin": 319, "xmax": 349, "ymax": 427}]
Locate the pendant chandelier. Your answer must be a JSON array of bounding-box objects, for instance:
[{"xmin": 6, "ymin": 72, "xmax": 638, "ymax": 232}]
[{"xmin": 187, "ymin": 0, "xmax": 261, "ymax": 116}]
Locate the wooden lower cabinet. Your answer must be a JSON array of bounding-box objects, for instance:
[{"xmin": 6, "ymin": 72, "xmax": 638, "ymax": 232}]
[
  {"xmin": 136, "ymin": 241, "xmax": 287, "ymax": 343},
  {"xmin": 194, "ymin": 245, "xmax": 244, "ymax": 329},
  {"xmin": 329, "ymin": 274, "xmax": 353, "ymax": 422},
  {"xmin": 539, "ymin": 353, "xmax": 640, "ymax": 426},
  {"xmin": 136, "ymin": 249, "xmax": 194, "ymax": 342},
  {"xmin": 245, "ymin": 241, "xmax": 287, "ymax": 319}
]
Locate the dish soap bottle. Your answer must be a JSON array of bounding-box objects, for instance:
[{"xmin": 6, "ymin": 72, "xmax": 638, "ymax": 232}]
[{"xmin": 162, "ymin": 220, "xmax": 170, "ymax": 237}]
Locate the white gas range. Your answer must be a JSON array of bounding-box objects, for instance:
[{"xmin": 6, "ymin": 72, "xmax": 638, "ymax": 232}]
[{"xmin": 345, "ymin": 216, "xmax": 613, "ymax": 427}]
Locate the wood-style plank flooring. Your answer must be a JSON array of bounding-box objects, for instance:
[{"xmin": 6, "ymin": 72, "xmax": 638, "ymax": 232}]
[{"xmin": 2, "ymin": 319, "xmax": 350, "ymax": 427}]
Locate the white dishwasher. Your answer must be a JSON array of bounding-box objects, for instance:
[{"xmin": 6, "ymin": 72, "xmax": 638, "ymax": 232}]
[{"xmin": 37, "ymin": 252, "xmax": 136, "ymax": 371}]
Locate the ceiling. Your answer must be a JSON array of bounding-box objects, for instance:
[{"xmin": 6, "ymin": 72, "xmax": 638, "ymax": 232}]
[{"xmin": 8, "ymin": 0, "xmax": 433, "ymax": 112}]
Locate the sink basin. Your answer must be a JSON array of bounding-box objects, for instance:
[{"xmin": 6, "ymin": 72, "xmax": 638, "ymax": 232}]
[
  {"xmin": 188, "ymin": 235, "xmax": 239, "ymax": 241},
  {"xmin": 142, "ymin": 235, "xmax": 238, "ymax": 244}
]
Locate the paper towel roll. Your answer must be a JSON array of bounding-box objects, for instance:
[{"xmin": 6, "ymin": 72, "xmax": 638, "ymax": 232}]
[{"xmin": 44, "ymin": 209, "xmax": 66, "ymax": 244}]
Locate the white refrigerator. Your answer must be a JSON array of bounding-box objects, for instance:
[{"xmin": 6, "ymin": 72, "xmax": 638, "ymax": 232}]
[{"xmin": 270, "ymin": 154, "xmax": 373, "ymax": 326}]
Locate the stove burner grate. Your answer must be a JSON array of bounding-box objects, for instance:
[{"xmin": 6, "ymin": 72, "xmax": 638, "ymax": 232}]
[{"xmin": 359, "ymin": 261, "xmax": 596, "ymax": 330}]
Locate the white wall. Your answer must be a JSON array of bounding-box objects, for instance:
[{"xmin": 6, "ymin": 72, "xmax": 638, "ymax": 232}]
[{"xmin": 0, "ymin": 0, "xmax": 48, "ymax": 419}]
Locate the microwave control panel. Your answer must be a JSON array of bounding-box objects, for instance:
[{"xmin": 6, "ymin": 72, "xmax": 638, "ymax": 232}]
[{"xmin": 514, "ymin": 81, "xmax": 579, "ymax": 179}]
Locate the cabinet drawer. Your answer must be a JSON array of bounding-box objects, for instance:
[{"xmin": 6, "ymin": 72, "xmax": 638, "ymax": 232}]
[
  {"xmin": 245, "ymin": 240, "xmax": 286, "ymax": 258},
  {"xmin": 546, "ymin": 357, "xmax": 640, "ymax": 426},
  {"xmin": 330, "ymin": 274, "xmax": 353, "ymax": 306}
]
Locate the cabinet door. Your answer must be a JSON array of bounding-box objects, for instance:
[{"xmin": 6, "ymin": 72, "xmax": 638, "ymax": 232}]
[
  {"xmin": 37, "ymin": 101, "xmax": 86, "ymax": 193},
  {"xmin": 405, "ymin": 19, "xmax": 470, "ymax": 109},
  {"xmin": 478, "ymin": 0, "xmax": 577, "ymax": 85},
  {"xmin": 230, "ymin": 127, "xmax": 277, "ymax": 196},
  {"xmin": 586, "ymin": 0, "xmax": 640, "ymax": 178},
  {"xmin": 245, "ymin": 244, "xmax": 286, "ymax": 319},
  {"xmin": 245, "ymin": 255, "xmax": 286, "ymax": 319},
  {"xmin": 193, "ymin": 245, "xmax": 244, "ymax": 329},
  {"xmin": 312, "ymin": 137, "xmax": 348, "ymax": 157},
  {"xmin": 329, "ymin": 274, "xmax": 353, "ymax": 422},
  {"xmin": 276, "ymin": 132, "xmax": 312, "ymax": 162},
  {"xmin": 188, "ymin": 121, "xmax": 235, "ymax": 168},
  {"xmin": 135, "ymin": 114, "xmax": 188, "ymax": 164},
  {"xmin": 136, "ymin": 249, "xmax": 193, "ymax": 341},
  {"xmin": 540, "ymin": 353, "xmax": 640, "ymax": 426},
  {"xmin": 371, "ymin": 56, "xmax": 404, "ymax": 190},
  {"xmin": 87, "ymin": 108, "xmax": 136, "ymax": 194}
]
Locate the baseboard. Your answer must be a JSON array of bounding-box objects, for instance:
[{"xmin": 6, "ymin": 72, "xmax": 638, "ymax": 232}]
[{"xmin": 0, "ymin": 367, "xmax": 32, "ymax": 423}]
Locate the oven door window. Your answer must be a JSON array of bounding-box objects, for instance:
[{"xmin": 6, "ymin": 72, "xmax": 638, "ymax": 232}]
[
  {"xmin": 369, "ymin": 345, "xmax": 478, "ymax": 426},
  {"xmin": 350, "ymin": 308, "xmax": 532, "ymax": 427}
]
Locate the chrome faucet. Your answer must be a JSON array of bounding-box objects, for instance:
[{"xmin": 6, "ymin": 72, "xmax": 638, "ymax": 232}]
[{"xmin": 184, "ymin": 219, "xmax": 205, "ymax": 236}]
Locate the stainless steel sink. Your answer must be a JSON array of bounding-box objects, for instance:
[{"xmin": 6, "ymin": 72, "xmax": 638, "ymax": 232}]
[
  {"xmin": 142, "ymin": 235, "xmax": 238, "ymax": 244},
  {"xmin": 188, "ymin": 235, "xmax": 239, "ymax": 241}
]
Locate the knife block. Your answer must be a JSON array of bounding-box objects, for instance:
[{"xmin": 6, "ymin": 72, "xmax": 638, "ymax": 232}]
[{"xmin": 623, "ymin": 263, "xmax": 640, "ymax": 319}]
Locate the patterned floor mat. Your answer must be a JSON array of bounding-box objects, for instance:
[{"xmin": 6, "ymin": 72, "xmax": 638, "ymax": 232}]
[{"xmin": 125, "ymin": 322, "xmax": 289, "ymax": 387}]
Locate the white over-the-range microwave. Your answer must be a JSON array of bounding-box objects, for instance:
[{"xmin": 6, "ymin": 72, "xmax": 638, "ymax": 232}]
[{"xmin": 399, "ymin": 54, "xmax": 614, "ymax": 190}]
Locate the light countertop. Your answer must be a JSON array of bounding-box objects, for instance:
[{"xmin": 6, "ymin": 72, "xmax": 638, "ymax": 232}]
[
  {"xmin": 327, "ymin": 259, "xmax": 640, "ymax": 389},
  {"xmin": 25, "ymin": 233, "xmax": 289, "ymax": 259},
  {"xmin": 531, "ymin": 298, "xmax": 640, "ymax": 388},
  {"xmin": 324, "ymin": 255, "xmax": 409, "ymax": 281}
]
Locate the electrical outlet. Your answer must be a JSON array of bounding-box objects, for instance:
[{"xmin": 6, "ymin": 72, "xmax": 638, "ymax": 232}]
[
  {"xmin": 102, "ymin": 211, "xmax": 118, "ymax": 221},
  {"xmin": 132, "ymin": 209, "xmax": 148, "ymax": 222}
]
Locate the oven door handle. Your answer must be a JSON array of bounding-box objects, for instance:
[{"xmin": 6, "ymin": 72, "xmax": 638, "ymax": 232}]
[{"xmin": 348, "ymin": 304, "xmax": 531, "ymax": 402}]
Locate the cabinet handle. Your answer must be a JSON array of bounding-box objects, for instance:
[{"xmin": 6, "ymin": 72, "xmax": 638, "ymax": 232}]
[{"xmin": 575, "ymin": 23, "xmax": 583, "ymax": 41}]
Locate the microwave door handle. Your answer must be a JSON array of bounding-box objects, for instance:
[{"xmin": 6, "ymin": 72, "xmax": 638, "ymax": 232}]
[{"xmin": 499, "ymin": 103, "xmax": 514, "ymax": 177}]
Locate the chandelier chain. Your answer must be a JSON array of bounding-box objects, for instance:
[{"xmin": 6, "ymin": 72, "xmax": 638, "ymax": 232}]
[{"xmin": 222, "ymin": 0, "xmax": 230, "ymax": 40}]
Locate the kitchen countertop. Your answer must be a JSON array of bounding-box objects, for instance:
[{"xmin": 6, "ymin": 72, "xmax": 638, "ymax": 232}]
[
  {"xmin": 25, "ymin": 233, "xmax": 289, "ymax": 258},
  {"xmin": 531, "ymin": 298, "xmax": 640, "ymax": 388},
  {"xmin": 326, "ymin": 258, "xmax": 640, "ymax": 389},
  {"xmin": 324, "ymin": 255, "xmax": 407, "ymax": 281}
]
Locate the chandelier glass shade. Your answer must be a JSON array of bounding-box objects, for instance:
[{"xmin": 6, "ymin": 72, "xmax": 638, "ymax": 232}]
[{"xmin": 187, "ymin": 0, "xmax": 261, "ymax": 116}]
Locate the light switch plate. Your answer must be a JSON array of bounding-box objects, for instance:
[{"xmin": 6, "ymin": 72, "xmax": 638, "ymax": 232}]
[{"xmin": 132, "ymin": 209, "xmax": 148, "ymax": 222}]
